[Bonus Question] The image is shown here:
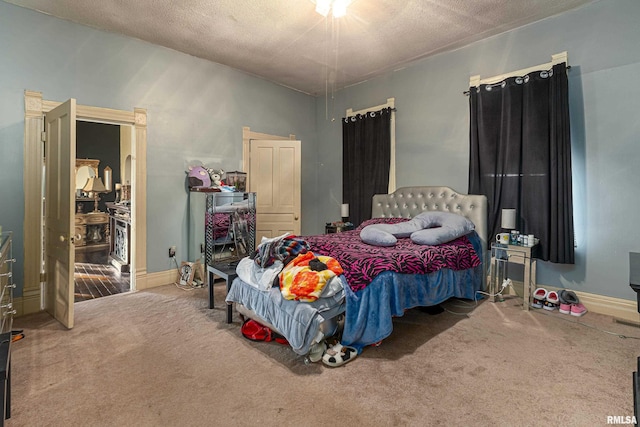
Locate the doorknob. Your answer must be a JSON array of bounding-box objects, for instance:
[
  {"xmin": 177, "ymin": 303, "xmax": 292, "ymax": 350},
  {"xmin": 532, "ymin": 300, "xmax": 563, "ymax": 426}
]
[
  {"xmin": 294, "ymin": 215, "xmax": 299, "ymax": 220},
  {"xmin": 60, "ymin": 234, "xmax": 82, "ymax": 244}
]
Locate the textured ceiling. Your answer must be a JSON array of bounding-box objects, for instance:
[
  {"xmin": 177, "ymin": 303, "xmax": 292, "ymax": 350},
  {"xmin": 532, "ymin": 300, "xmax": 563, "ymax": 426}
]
[{"xmin": 6, "ymin": 0, "xmax": 595, "ymax": 95}]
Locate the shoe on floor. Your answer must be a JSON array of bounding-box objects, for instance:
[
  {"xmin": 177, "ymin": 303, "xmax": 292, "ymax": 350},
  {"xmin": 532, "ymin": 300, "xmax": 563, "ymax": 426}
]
[
  {"xmin": 532, "ymin": 288, "xmax": 548, "ymax": 308},
  {"xmin": 570, "ymin": 303, "xmax": 587, "ymax": 317},
  {"xmin": 531, "ymin": 298, "xmax": 544, "ymax": 309},
  {"xmin": 543, "ymin": 291, "xmax": 559, "ymax": 311},
  {"xmin": 322, "ymin": 343, "xmax": 358, "ymax": 367},
  {"xmin": 558, "ymin": 289, "xmax": 579, "ymax": 305},
  {"xmin": 559, "ymin": 302, "xmax": 571, "ymax": 314}
]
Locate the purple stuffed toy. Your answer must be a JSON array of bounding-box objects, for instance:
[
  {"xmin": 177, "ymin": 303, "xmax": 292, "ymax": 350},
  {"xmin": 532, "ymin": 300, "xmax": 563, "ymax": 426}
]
[{"xmin": 187, "ymin": 165, "xmax": 212, "ymax": 188}]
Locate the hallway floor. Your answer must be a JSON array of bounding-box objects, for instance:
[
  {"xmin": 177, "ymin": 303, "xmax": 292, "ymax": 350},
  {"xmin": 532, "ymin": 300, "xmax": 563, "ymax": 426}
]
[{"xmin": 74, "ymin": 262, "xmax": 130, "ymax": 302}]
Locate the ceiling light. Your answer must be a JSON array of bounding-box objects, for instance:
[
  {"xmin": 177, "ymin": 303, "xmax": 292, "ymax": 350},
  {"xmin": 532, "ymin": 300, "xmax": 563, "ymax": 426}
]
[
  {"xmin": 331, "ymin": 0, "xmax": 352, "ymax": 18},
  {"xmin": 312, "ymin": 0, "xmax": 352, "ymax": 18}
]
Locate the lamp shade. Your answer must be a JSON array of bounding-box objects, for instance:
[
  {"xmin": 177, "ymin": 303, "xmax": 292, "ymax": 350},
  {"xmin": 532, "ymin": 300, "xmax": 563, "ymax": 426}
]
[
  {"xmin": 501, "ymin": 208, "xmax": 516, "ymax": 229},
  {"xmin": 83, "ymin": 177, "xmax": 107, "ymax": 193},
  {"xmin": 341, "ymin": 203, "xmax": 349, "ymax": 218}
]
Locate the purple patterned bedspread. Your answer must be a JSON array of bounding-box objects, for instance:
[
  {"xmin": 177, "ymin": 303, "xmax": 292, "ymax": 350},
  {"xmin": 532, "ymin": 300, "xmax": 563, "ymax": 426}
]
[{"xmin": 304, "ymin": 218, "xmax": 481, "ymax": 292}]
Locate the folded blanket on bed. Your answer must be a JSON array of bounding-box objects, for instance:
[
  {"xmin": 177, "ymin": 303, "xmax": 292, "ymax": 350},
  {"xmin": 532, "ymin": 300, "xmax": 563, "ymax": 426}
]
[
  {"xmin": 236, "ymin": 256, "xmax": 283, "ymax": 291},
  {"xmin": 280, "ymin": 252, "xmax": 343, "ymax": 302}
]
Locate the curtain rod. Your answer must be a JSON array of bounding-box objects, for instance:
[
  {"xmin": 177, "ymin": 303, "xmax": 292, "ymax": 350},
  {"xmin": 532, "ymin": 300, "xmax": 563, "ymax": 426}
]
[
  {"xmin": 346, "ymin": 107, "xmax": 397, "ymax": 117},
  {"xmin": 462, "ymin": 65, "xmax": 572, "ymax": 96}
]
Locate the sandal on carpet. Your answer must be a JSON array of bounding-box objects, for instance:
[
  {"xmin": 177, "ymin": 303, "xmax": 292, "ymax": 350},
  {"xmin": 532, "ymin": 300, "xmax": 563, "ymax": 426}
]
[
  {"xmin": 308, "ymin": 341, "xmax": 327, "ymax": 363},
  {"xmin": 322, "ymin": 343, "xmax": 357, "ymax": 367}
]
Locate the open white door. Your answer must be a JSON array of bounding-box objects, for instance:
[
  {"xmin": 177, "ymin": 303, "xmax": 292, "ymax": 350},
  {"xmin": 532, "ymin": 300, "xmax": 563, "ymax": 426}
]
[
  {"xmin": 44, "ymin": 99, "xmax": 76, "ymax": 329},
  {"xmin": 249, "ymin": 140, "xmax": 301, "ymax": 240}
]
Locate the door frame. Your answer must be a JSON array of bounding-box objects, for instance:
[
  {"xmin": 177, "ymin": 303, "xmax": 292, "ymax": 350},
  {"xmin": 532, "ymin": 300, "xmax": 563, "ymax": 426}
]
[{"xmin": 21, "ymin": 90, "xmax": 148, "ymax": 316}]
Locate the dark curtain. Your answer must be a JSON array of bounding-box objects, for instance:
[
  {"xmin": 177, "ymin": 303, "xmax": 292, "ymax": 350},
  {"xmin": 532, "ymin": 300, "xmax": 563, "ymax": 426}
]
[
  {"xmin": 343, "ymin": 107, "xmax": 392, "ymax": 227},
  {"xmin": 469, "ymin": 63, "xmax": 574, "ymax": 264}
]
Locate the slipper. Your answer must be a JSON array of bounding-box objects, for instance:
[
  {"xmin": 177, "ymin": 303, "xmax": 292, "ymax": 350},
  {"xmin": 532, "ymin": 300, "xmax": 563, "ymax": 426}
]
[
  {"xmin": 543, "ymin": 291, "xmax": 559, "ymax": 311},
  {"xmin": 531, "ymin": 288, "xmax": 548, "ymax": 309},
  {"xmin": 308, "ymin": 341, "xmax": 327, "ymax": 363},
  {"xmin": 322, "ymin": 343, "xmax": 357, "ymax": 367},
  {"xmin": 533, "ymin": 288, "xmax": 548, "ymax": 300},
  {"xmin": 546, "ymin": 291, "xmax": 559, "ymax": 304}
]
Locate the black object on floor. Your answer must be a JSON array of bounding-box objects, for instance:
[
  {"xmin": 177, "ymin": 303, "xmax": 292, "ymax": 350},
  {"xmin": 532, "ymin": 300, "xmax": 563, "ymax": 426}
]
[{"xmin": 418, "ymin": 305, "xmax": 444, "ymax": 315}]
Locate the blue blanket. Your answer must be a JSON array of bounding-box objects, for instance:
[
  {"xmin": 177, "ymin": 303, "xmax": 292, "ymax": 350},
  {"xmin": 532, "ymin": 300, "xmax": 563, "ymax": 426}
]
[{"xmin": 341, "ymin": 232, "xmax": 484, "ymax": 352}]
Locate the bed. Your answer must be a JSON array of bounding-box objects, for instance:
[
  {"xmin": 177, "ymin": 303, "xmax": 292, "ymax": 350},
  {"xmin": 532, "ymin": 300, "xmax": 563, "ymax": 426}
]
[{"xmin": 225, "ymin": 186, "xmax": 488, "ymax": 357}]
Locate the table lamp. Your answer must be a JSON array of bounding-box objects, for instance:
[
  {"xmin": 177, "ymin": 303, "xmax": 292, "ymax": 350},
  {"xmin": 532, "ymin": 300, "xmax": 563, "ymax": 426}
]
[
  {"xmin": 501, "ymin": 208, "xmax": 517, "ymax": 244},
  {"xmin": 501, "ymin": 208, "xmax": 516, "ymax": 230},
  {"xmin": 341, "ymin": 203, "xmax": 349, "ymax": 223},
  {"xmin": 83, "ymin": 176, "xmax": 108, "ymax": 213}
]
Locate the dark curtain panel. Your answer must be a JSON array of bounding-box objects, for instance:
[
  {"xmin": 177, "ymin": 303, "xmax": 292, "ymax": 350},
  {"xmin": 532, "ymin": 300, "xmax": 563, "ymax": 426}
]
[
  {"xmin": 469, "ymin": 63, "xmax": 574, "ymax": 264},
  {"xmin": 342, "ymin": 107, "xmax": 392, "ymax": 227}
]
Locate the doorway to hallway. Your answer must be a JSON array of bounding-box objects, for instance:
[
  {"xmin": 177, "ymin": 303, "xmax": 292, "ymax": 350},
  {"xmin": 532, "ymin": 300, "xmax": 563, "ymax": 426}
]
[{"xmin": 73, "ymin": 121, "xmax": 132, "ymax": 303}]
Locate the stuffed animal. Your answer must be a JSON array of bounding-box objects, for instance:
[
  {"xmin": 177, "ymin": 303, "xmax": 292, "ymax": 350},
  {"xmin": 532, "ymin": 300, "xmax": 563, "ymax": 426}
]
[
  {"xmin": 207, "ymin": 168, "xmax": 225, "ymax": 187},
  {"xmin": 187, "ymin": 165, "xmax": 212, "ymax": 188}
]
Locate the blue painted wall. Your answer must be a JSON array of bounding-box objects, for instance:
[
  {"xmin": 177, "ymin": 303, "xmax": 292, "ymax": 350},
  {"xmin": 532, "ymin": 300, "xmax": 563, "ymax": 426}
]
[
  {"xmin": 315, "ymin": 0, "xmax": 640, "ymax": 301},
  {"xmin": 0, "ymin": 1, "xmax": 318, "ymax": 296}
]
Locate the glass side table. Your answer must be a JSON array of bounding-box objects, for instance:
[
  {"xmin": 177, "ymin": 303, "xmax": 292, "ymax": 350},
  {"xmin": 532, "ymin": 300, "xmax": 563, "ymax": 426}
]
[{"xmin": 490, "ymin": 242, "xmax": 539, "ymax": 311}]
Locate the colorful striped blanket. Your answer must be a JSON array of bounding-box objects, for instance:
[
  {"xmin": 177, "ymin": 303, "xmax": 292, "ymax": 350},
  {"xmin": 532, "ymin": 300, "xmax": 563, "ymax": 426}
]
[{"xmin": 252, "ymin": 235, "xmax": 310, "ymax": 268}]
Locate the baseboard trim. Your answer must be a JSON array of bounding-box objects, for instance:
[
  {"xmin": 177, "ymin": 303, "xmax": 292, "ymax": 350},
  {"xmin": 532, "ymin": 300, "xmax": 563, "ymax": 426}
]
[
  {"xmin": 137, "ymin": 269, "xmax": 178, "ymax": 290},
  {"xmin": 565, "ymin": 289, "xmax": 640, "ymax": 325},
  {"xmin": 13, "ymin": 290, "xmax": 42, "ymax": 316}
]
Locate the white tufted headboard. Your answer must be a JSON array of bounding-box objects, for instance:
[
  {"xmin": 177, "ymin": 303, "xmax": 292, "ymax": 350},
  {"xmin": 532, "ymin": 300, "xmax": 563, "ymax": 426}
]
[{"xmin": 371, "ymin": 186, "xmax": 488, "ymax": 251}]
